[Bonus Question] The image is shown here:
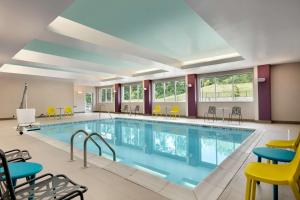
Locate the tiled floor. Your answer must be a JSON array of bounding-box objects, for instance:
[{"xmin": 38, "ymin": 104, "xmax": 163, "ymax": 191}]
[{"xmin": 0, "ymin": 113, "xmax": 299, "ymax": 200}]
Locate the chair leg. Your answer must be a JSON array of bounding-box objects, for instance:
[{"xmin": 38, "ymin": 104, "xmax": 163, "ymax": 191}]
[
  {"xmin": 245, "ymin": 178, "xmax": 252, "ymax": 200},
  {"xmin": 251, "ymin": 180, "xmax": 256, "ymax": 200},
  {"xmin": 290, "ymin": 181, "xmax": 300, "ymax": 200}
]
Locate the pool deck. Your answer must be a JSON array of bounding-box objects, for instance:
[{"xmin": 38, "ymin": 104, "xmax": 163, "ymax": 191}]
[{"xmin": 0, "ymin": 113, "xmax": 298, "ymax": 200}]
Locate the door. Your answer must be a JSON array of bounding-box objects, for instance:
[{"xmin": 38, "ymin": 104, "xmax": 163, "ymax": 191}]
[{"xmin": 85, "ymin": 93, "xmax": 93, "ymax": 112}]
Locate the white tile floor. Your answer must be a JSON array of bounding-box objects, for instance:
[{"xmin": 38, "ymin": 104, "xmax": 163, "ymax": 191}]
[{"xmin": 0, "ymin": 113, "xmax": 299, "ymax": 200}]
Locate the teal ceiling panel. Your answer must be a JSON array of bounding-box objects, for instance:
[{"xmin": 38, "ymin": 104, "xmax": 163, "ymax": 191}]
[{"xmin": 61, "ymin": 0, "xmax": 237, "ymax": 61}]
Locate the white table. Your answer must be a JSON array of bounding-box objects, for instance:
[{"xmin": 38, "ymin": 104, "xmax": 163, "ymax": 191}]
[
  {"xmin": 56, "ymin": 107, "xmax": 63, "ymax": 119},
  {"xmin": 216, "ymin": 107, "xmax": 231, "ymax": 122}
]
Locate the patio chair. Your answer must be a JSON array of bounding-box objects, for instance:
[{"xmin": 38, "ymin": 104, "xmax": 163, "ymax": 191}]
[
  {"xmin": 170, "ymin": 105, "xmax": 180, "ymax": 118},
  {"xmin": 122, "ymin": 105, "xmax": 131, "ymax": 114},
  {"xmin": 133, "ymin": 105, "xmax": 140, "ymax": 115},
  {"xmin": 47, "ymin": 107, "xmax": 56, "ymax": 118},
  {"xmin": 4, "ymin": 149, "xmax": 31, "ymax": 163},
  {"xmin": 0, "ymin": 149, "xmax": 87, "ymax": 200},
  {"xmin": 152, "ymin": 104, "xmax": 161, "ymax": 116},
  {"xmin": 204, "ymin": 106, "xmax": 217, "ymax": 122},
  {"xmin": 229, "ymin": 106, "xmax": 242, "ymax": 124},
  {"xmin": 266, "ymin": 131, "xmax": 300, "ymax": 151},
  {"xmin": 64, "ymin": 106, "xmax": 73, "ymax": 117},
  {"xmin": 244, "ymin": 144, "xmax": 300, "ymax": 200}
]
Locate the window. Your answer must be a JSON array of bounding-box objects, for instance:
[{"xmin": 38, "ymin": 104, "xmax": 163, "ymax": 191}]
[
  {"xmin": 199, "ymin": 72, "xmax": 253, "ymax": 102},
  {"xmin": 122, "ymin": 83, "xmax": 143, "ymax": 102},
  {"xmin": 153, "ymin": 79, "xmax": 186, "ymax": 102},
  {"xmin": 99, "ymin": 87, "xmax": 113, "ymax": 103}
]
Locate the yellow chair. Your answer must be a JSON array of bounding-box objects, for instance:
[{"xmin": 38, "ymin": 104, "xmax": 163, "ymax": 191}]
[
  {"xmin": 64, "ymin": 106, "xmax": 73, "ymax": 116},
  {"xmin": 244, "ymin": 145, "xmax": 300, "ymax": 200},
  {"xmin": 170, "ymin": 105, "xmax": 180, "ymax": 118},
  {"xmin": 152, "ymin": 104, "xmax": 161, "ymax": 116},
  {"xmin": 266, "ymin": 131, "xmax": 300, "ymax": 151},
  {"xmin": 47, "ymin": 107, "xmax": 56, "ymax": 118}
]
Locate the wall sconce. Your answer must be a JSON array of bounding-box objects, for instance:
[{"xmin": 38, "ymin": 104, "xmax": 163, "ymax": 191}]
[
  {"xmin": 113, "ymin": 90, "xmax": 117, "ymax": 93},
  {"xmin": 144, "ymin": 87, "xmax": 147, "ymax": 91},
  {"xmin": 257, "ymin": 77, "xmax": 266, "ymax": 83},
  {"xmin": 77, "ymin": 91, "xmax": 83, "ymax": 94},
  {"xmin": 188, "ymin": 83, "xmax": 192, "ymax": 88}
]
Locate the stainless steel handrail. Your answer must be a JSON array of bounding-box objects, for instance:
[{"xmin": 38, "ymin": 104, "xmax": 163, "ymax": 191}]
[
  {"xmin": 70, "ymin": 130, "xmax": 102, "ymax": 161},
  {"xmin": 84, "ymin": 132, "xmax": 116, "ymax": 167}
]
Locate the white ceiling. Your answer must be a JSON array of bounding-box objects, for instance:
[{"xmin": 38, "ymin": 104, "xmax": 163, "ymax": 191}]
[{"xmin": 1, "ymin": 0, "xmax": 300, "ymax": 86}]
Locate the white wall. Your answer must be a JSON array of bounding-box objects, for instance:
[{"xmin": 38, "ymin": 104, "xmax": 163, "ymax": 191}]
[
  {"xmin": 0, "ymin": 74, "xmax": 74, "ymax": 118},
  {"xmin": 271, "ymin": 63, "xmax": 300, "ymax": 122}
]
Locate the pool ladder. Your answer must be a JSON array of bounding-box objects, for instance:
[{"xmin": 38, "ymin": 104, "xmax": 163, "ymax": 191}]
[{"xmin": 70, "ymin": 130, "xmax": 116, "ymax": 168}]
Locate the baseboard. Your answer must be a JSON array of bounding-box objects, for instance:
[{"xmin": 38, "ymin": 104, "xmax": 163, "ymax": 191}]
[{"xmin": 272, "ymin": 120, "xmax": 300, "ymax": 124}]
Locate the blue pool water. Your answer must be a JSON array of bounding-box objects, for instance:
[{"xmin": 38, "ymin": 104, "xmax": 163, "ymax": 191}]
[{"xmin": 37, "ymin": 118, "xmax": 253, "ymax": 188}]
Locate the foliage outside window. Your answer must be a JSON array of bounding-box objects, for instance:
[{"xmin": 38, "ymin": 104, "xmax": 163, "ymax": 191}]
[
  {"xmin": 153, "ymin": 79, "xmax": 186, "ymax": 102},
  {"xmin": 122, "ymin": 83, "xmax": 143, "ymax": 102},
  {"xmin": 100, "ymin": 88, "xmax": 112, "ymax": 103},
  {"xmin": 199, "ymin": 72, "xmax": 253, "ymax": 102}
]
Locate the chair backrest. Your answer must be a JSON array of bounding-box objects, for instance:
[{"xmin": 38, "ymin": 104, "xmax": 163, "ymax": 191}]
[
  {"xmin": 208, "ymin": 106, "xmax": 216, "ymax": 114},
  {"xmin": 171, "ymin": 105, "xmax": 180, "ymax": 113},
  {"xmin": 153, "ymin": 104, "xmax": 161, "ymax": 112},
  {"xmin": 134, "ymin": 105, "xmax": 140, "ymax": 112},
  {"xmin": 293, "ymin": 131, "xmax": 300, "ymax": 148},
  {"xmin": 123, "ymin": 105, "xmax": 128, "ymax": 111},
  {"xmin": 47, "ymin": 107, "xmax": 56, "ymax": 115},
  {"xmin": 64, "ymin": 106, "xmax": 72, "ymax": 114},
  {"xmin": 0, "ymin": 150, "xmax": 16, "ymax": 200},
  {"xmin": 232, "ymin": 106, "xmax": 241, "ymax": 115},
  {"xmin": 289, "ymin": 144, "xmax": 300, "ymax": 182}
]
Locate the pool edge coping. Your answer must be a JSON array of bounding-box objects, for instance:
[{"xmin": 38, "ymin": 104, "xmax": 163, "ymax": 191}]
[{"xmin": 27, "ymin": 115, "xmax": 263, "ymax": 200}]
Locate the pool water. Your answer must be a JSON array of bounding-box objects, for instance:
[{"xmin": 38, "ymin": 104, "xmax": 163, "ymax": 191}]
[{"xmin": 37, "ymin": 118, "xmax": 253, "ymax": 188}]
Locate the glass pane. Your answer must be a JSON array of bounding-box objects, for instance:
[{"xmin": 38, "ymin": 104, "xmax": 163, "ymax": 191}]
[
  {"xmin": 101, "ymin": 89, "xmax": 106, "ymax": 102},
  {"xmin": 137, "ymin": 84, "xmax": 143, "ymax": 100},
  {"xmin": 175, "ymin": 80, "xmax": 186, "ymax": 102},
  {"xmin": 154, "ymin": 82, "xmax": 164, "ymax": 101},
  {"xmin": 130, "ymin": 85, "xmax": 138, "ymax": 101},
  {"xmin": 123, "ymin": 85, "xmax": 130, "ymax": 101},
  {"xmin": 215, "ymin": 75, "xmax": 233, "ymax": 101},
  {"xmin": 106, "ymin": 88, "xmax": 112, "ymax": 102},
  {"xmin": 165, "ymin": 81, "xmax": 175, "ymax": 102},
  {"xmin": 200, "ymin": 78, "xmax": 215, "ymax": 102},
  {"xmin": 233, "ymin": 73, "xmax": 253, "ymax": 101}
]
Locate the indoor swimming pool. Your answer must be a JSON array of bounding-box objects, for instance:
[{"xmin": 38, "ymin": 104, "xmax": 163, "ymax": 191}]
[{"xmin": 37, "ymin": 118, "xmax": 254, "ymax": 188}]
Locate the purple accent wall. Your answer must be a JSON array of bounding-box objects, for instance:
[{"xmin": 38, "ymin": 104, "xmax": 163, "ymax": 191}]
[
  {"xmin": 114, "ymin": 83, "xmax": 121, "ymax": 113},
  {"xmin": 143, "ymin": 80, "xmax": 152, "ymax": 115},
  {"xmin": 258, "ymin": 65, "xmax": 271, "ymax": 121},
  {"xmin": 187, "ymin": 74, "xmax": 198, "ymax": 117}
]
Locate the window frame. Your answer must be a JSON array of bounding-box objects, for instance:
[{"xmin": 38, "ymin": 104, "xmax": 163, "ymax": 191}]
[
  {"xmin": 199, "ymin": 72, "xmax": 254, "ymax": 103},
  {"xmin": 99, "ymin": 87, "xmax": 113, "ymax": 103},
  {"xmin": 153, "ymin": 79, "xmax": 186, "ymax": 102},
  {"xmin": 122, "ymin": 83, "xmax": 144, "ymax": 102}
]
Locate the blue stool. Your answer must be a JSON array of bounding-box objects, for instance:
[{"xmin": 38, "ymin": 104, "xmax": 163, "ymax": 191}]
[
  {"xmin": 252, "ymin": 147, "xmax": 295, "ymax": 200},
  {"xmin": 0, "ymin": 162, "xmax": 43, "ymax": 186}
]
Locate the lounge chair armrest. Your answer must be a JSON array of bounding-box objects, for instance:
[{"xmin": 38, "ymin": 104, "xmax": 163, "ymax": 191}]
[
  {"xmin": 57, "ymin": 190, "xmax": 85, "ymax": 200},
  {"xmin": 14, "ymin": 173, "xmax": 54, "ymax": 189},
  {"xmin": 4, "ymin": 149, "xmax": 21, "ymax": 154}
]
